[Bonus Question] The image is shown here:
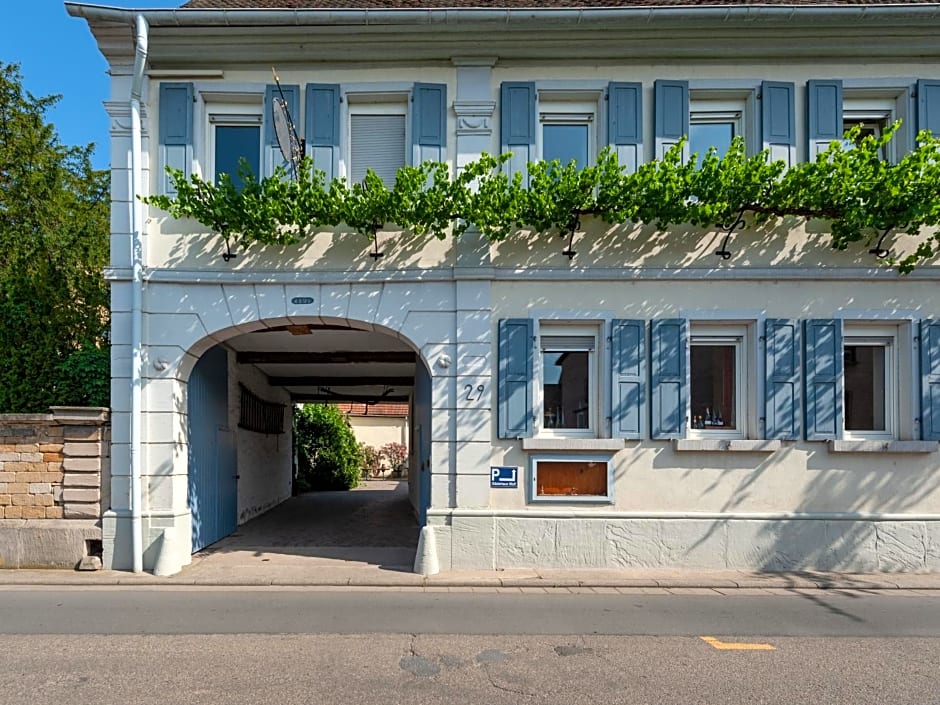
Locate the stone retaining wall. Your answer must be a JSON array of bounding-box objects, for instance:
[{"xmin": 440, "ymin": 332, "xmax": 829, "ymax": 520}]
[{"xmin": 0, "ymin": 407, "xmax": 109, "ymax": 568}]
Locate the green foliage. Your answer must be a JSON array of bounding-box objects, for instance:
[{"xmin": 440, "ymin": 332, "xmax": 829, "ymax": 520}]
[
  {"xmin": 146, "ymin": 123, "xmax": 940, "ymax": 272},
  {"xmin": 0, "ymin": 62, "xmax": 110, "ymax": 412},
  {"xmin": 52, "ymin": 346, "xmax": 110, "ymax": 407},
  {"xmin": 294, "ymin": 404, "xmax": 363, "ymax": 491}
]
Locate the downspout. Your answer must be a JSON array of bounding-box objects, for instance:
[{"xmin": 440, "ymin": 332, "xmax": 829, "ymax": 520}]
[{"xmin": 130, "ymin": 14, "xmax": 148, "ymax": 574}]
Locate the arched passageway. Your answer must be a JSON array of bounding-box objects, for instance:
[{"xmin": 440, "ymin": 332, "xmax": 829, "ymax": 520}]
[{"xmin": 185, "ymin": 318, "xmax": 433, "ymax": 571}]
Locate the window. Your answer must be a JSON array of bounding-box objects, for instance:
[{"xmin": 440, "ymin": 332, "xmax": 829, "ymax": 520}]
[
  {"xmin": 842, "ymin": 91, "xmax": 906, "ymax": 162},
  {"xmin": 529, "ymin": 455, "xmax": 612, "ymax": 502},
  {"xmin": 689, "ymin": 324, "xmax": 748, "ymax": 439},
  {"xmin": 538, "ymin": 94, "xmax": 599, "ymax": 168},
  {"xmin": 842, "ymin": 96, "xmax": 896, "ymax": 161},
  {"xmin": 348, "ymin": 99, "xmax": 407, "ymax": 186},
  {"xmin": 538, "ymin": 325, "xmax": 598, "ymax": 437},
  {"xmin": 689, "ymin": 96, "xmax": 746, "ymax": 166},
  {"xmin": 205, "ymin": 99, "xmax": 263, "ymax": 190},
  {"xmin": 843, "ymin": 324, "xmax": 896, "ymax": 440}
]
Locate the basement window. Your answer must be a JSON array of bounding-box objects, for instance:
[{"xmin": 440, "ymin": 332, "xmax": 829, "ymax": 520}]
[{"xmin": 529, "ymin": 455, "xmax": 612, "ymax": 503}]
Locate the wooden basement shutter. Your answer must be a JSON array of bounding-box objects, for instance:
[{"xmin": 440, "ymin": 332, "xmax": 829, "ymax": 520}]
[
  {"xmin": 807, "ymin": 80, "xmax": 843, "ymax": 160},
  {"xmin": 158, "ymin": 82, "xmax": 194, "ymax": 196},
  {"xmin": 764, "ymin": 319, "xmax": 801, "ymax": 440},
  {"xmin": 917, "ymin": 79, "xmax": 940, "ymax": 136},
  {"xmin": 263, "ymin": 83, "xmax": 299, "ymax": 178},
  {"xmin": 611, "ymin": 319, "xmax": 646, "ymax": 439},
  {"xmin": 920, "ymin": 319, "xmax": 940, "ymax": 441},
  {"xmin": 413, "ymin": 83, "xmax": 447, "ymax": 165},
  {"xmin": 500, "ymin": 82, "xmax": 536, "ymax": 187},
  {"xmin": 650, "ymin": 318, "xmax": 688, "ymax": 440},
  {"xmin": 498, "ymin": 319, "xmax": 534, "ymax": 439},
  {"xmin": 804, "ymin": 319, "xmax": 843, "ymax": 441},
  {"xmin": 305, "ymin": 83, "xmax": 340, "ymax": 182},
  {"xmin": 607, "ymin": 82, "xmax": 643, "ymax": 173},
  {"xmin": 653, "ymin": 80, "xmax": 688, "ymax": 161},
  {"xmin": 761, "ymin": 81, "xmax": 796, "ymax": 167}
]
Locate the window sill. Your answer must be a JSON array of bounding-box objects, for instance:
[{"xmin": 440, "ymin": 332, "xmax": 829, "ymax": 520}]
[
  {"xmin": 828, "ymin": 440, "xmax": 939, "ymax": 454},
  {"xmin": 523, "ymin": 438, "xmax": 626, "ymax": 452},
  {"xmin": 673, "ymin": 439, "xmax": 782, "ymax": 453}
]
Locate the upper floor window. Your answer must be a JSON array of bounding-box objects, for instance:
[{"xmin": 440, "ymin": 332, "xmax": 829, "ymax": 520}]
[
  {"xmin": 211, "ymin": 116, "xmax": 262, "ymax": 190},
  {"xmin": 539, "ymin": 94, "xmax": 598, "ymax": 168},
  {"xmin": 348, "ymin": 98, "xmax": 408, "ymax": 186},
  {"xmin": 689, "ymin": 94, "xmax": 750, "ymax": 165}
]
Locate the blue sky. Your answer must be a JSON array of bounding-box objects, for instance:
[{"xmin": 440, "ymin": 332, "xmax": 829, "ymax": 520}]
[{"xmin": 1, "ymin": 0, "xmax": 180, "ymax": 170}]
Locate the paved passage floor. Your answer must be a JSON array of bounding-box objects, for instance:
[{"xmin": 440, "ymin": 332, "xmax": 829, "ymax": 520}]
[{"xmin": 180, "ymin": 480, "xmax": 419, "ymax": 578}]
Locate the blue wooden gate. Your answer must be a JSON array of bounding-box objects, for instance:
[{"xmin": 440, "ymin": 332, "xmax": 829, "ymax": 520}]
[
  {"xmin": 188, "ymin": 346, "xmax": 237, "ymax": 552},
  {"xmin": 413, "ymin": 359, "xmax": 432, "ymax": 526}
]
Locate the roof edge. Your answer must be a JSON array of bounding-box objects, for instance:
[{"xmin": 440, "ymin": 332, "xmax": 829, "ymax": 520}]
[{"xmin": 64, "ymin": 2, "xmax": 940, "ymax": 27}]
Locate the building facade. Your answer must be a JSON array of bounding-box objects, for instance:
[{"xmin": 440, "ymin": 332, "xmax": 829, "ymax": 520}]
[{"xmin": 68, "ymin": 0, "xmax": 940, "ymax": 575}]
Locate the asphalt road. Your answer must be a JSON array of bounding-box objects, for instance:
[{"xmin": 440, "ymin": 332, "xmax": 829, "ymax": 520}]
[{"xmin": 1, "ymin": 588, "xmax": 938, "ymax": 705}]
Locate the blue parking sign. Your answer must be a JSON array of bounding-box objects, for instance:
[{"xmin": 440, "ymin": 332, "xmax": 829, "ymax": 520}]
[{"xmin": 490, "ymin": 466, "xmax": 518, "ymax": 488}]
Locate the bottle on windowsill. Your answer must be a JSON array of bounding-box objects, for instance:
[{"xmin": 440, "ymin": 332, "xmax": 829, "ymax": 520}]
[
  {"xmin": 705, "ymin": 407, "xmax": 712, "ymax": 426},
  {"xmin": 715, "ymin": 408, "xmax": 724, "ymax": 427}
]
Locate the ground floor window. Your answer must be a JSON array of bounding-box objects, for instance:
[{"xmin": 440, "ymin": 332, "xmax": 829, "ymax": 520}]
[
  {"xmin": 689, "ymin": 324, "xmax": 746, "ymax": 439},
  {"xmin": 843, "ymin": 325, "xmax": 896, "ymax": 439}
]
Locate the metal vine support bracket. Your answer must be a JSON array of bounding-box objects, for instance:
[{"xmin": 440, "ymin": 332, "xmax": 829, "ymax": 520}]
[
  {"xmin": 221, "ymin": 236, "xmax": 237, "ymax": 262},
  {"xmin": 868, "ymin": 226, "xmax": 896, "ymax": 259},
  {"xmin": 561, "ymin": 212, "xmax": 581, "ymax": 260},
  {"xmin": 715, "ymin": 207, "xmax": 747, "ymax": 260},
  {"xmin": 369, "ymin": 225, "xmax": 384, "ymax": 260}
]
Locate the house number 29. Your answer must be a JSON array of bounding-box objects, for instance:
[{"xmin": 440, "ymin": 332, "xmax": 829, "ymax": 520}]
[{"xmin": 464, "ymin": 384, "xmax": 485, "ymax": 402}]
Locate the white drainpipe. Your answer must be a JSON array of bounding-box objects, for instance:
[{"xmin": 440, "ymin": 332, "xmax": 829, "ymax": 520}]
[{"xmin": 129, "ymin": 14, "xmax": 149, "ymax": 574}]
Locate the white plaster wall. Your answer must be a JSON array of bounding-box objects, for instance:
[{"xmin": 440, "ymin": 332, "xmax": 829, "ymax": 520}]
[
  {"xmin": 349, "ymin": 416, "xmax": 408, "ymax": 451},
  {"xmin": 228, "ymin": 354, "xmax": 293, "ymax": 525}
]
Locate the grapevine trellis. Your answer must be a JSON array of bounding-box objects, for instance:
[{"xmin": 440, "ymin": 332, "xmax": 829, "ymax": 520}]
[{"xmin": 146, "ymin": 125, "xmax": 940, "ymax": 273}]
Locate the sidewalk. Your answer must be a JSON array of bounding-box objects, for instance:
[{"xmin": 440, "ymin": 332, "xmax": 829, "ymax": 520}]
[{"xmin": 1, "ymin": 564, "xmax": 938, "ymax": 590}]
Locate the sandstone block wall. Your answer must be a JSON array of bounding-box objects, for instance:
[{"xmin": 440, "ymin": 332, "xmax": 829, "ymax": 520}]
[{"xmin": 0, "ymin": 408, "xmax": 109, "ymax": 568}]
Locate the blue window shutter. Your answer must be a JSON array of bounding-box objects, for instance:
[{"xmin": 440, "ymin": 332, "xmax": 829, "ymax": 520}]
[
  {"xmin": 654, "ymin": 80, "xmax": 688, "ymax": 161},
  {"xmin": 413, "ymin": 83, "xmax": 447, "ymax": 166},
  {"xmin": 761, "ymin": 81, "xmax": 796, "ymax": 167},
  {"xmin": 263, "ymin": 83, "xmax": 299, "ymax": 178},
  {"xmin": 765, "ymin": 319, "xmax": 801, "ymax": 440},
  {"xmin": 158, "ymin": 82, "xmax": 193, "ymax": 195},
  {"xmin": 920, "ymin": 320, "xmax": 940, "ymax": 441},
  {"xmin": 305, "ymin": 83, "xmax": 340, "ymax": 182},
  {"xmin": 611, "ymin": 320, "xmax": 646, "ymax": 439},
  {"xmin": 650, "ymin": 318, "xmax": 687, "ymax": 439},
  {"xmin": 804, "ymin": 319, "xmax": 843, "ymax": 441},
  {"xmin": 917, "ymin": 79, "xmax": 940, "ymax": 137},
  {"xmin": 807, "ymin": 80, "xmax": 843, "ymax": 160},
  {"xmin": 500, "ymin": 82, "xmax": 536, "ymax": 187},
  {"xmin": 498, "ymin": 319, "xmax": 534, "ymax": 439},
  {"xmin": 607, "ymin": 82, "xmax": 643, "ymax": 173}
]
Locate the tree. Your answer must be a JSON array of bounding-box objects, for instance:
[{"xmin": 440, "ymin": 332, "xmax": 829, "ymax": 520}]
[
  {"xmin": 294, "ymin": 404, "xmax": 363, "ymax": 491},
  {"xmin": 0, "ymin": 62, "xmax": 110, "ymax": 412}
]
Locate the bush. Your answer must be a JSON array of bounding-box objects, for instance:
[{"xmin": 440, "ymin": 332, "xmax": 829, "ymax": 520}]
[
  {"xmin": 294, "ymin": 403, "xmax": 362, "ymax": 491},
  {"xmin": 52, "ymin": 345, "xmax": 110, "ymax": 407},
  {"xmin": 380, "ymin": 442, "xmax": 408, "ymax": 475},
  {"xmin": 360, "ymin": 443, "xmax": 383, "ymax": 478}
]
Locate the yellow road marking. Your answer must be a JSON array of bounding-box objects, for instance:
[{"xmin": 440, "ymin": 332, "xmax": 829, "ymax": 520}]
[{"xmin": 700, "ymin": 636, "xmax": 775, "ymax": 651}]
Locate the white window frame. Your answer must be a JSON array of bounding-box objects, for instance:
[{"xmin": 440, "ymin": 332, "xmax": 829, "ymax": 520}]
[
  {"xmin": 528, "ymin": 454, "xmax": 613, "ymax": 504},
  {"xmin": 688, "ymin": 322, "xmax": 751, "ymax": 441},
  {"xmin": 197, "ymin": 91, "xmax": 264, "ymax": 185},
  {"xmin": 842, "ymin": 94, "xmax": 898, "ymax": 163},
  {"xmin": 537, "ymin": 91, "xmax": 601, "ymax": 167},
  {"xmin": 344, "ymin": 92, "xmax": 409, "ymax": 185},
  {"xmin": 689, "ymin": 90, "xmax": 754, "ymax": 160},
  {"xmin": 842, "ymin": 323, "xmax": 898, "ymax": 441},
  {"xmin": 535, "ymin": 323, "xmax": 601, "ymax": 439}
]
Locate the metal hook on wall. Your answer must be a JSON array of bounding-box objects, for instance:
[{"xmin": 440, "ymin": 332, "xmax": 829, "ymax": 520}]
[
  {"xmin": 715, "ymin": 207, "xmax": 747, "ymax": 260},
  {"xmin": 561, "ymin": 212, "xmax": 581, "ymax": 260}
]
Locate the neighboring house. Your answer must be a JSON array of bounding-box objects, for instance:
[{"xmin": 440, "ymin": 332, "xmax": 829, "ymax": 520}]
[
  {"xmin": 336, "ymin": 402, "xmax": 410, "ymax": 476},
  {"xmin": 67, "ymin": 0, "xmax": 940, "ymax": 575}
]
